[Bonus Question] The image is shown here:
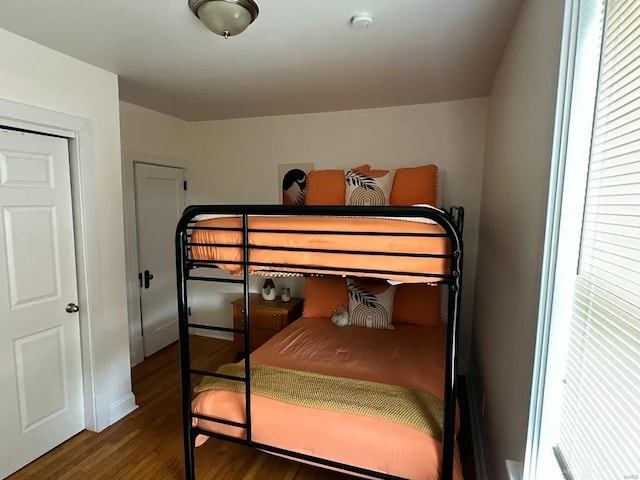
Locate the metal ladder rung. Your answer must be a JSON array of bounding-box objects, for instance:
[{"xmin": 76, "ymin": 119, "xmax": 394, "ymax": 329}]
[
  {"xmin": 190, "ymin": 369, "xmax": 246, "ymax": 382},
  {"xmin": 191, "ymin": 413, "xmax": 247, "ymax": 430},
  {"xmin": 187, "ymin": 323, "xmax": 244, "ymax": 334}
]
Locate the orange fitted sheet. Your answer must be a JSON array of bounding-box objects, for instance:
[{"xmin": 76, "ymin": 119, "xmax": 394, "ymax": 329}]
[
  {"xmin": 190, "ymin": 216, "xmax": 450, "ymax": 283},
  {"xmin": 192, "ymin": 318, "xmax": 464, "ymax": 480}
]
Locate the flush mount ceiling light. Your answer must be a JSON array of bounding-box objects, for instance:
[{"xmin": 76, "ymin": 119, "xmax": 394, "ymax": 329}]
[{"xmin": 188, "ymin": 0, "xmax": 259, "ymax": 39}]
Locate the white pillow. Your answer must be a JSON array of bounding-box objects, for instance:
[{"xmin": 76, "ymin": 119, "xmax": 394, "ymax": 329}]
[
  {"xmin": 345, "ymin": 169, "xmax": 396, "ymax": 206},
  {"xmin": 347, "ymin": 278, "xmax": 396, "ymax": 329}
]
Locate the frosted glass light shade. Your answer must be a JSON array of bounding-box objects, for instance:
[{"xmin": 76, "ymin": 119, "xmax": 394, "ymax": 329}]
[{"xmin": 190, "ymin": 0, "xmax": 259, "ymax": 38}]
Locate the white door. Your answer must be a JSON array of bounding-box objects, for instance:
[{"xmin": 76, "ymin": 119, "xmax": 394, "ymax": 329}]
[
  {"xmin": 0, "ymin": 128, "xmax": 84, "ymax": 478},
  {"xmin": 134, "ymin": 163, "xmax": 185, "ymax": 357}
]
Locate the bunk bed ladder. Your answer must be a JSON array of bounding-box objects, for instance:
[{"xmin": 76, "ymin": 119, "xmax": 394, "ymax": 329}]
[
  {"xmin": 241, "ymin": 214, "xmax": 253, "ymax": 444},
  {"xmin": 175, "ymin": 216, "xmax": 254, "ymax": 480},
  {"xmin": 176, "ymin": 226, "xmax": 196, "ymax": 480}
]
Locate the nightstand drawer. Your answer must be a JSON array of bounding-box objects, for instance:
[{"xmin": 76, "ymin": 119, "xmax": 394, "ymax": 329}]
[
  {"xmin": 234, "ymin": 306, "xmax": 283, "ymax": 331},
  {"xmin": 232, "ymin": 294, "xmax": 303, "ymax": 356}
]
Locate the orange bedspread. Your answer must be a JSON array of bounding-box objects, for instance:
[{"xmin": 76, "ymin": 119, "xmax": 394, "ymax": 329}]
[
  {"xmin": 192, "ymin": 318, "xmax": 464, "ymax": 480},
  {"xmin": 190, "ymin": 216, "xmax": 450, "ymax": 283}
]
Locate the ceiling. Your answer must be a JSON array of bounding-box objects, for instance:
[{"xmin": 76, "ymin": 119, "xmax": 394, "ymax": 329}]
[{"xmin": 0, "ymin": 0, "xmax": 524, "ymax": 121}]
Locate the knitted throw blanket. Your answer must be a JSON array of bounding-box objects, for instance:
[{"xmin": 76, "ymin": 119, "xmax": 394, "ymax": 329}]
[{"xmin": 194, "ymin": 363, "xmax": 444, "ymax": 441}]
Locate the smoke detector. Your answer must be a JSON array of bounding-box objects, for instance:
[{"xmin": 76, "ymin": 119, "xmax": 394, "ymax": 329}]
[{"xmin": 351, "ymin": 14, "xmax": 373, "ymax": 30}]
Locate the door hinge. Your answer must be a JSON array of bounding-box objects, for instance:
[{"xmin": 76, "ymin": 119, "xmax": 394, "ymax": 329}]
[{"xmin": 183, "ymin": 180, "xmax": 187, "ymax": 191}]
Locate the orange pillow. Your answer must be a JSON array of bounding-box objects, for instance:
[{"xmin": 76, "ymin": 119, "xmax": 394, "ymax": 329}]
[
  {"xmin": 357, "ymin": 165, "xmax": 386, "ymax": 177},
  {"xmin": 304, "ymin": 165, "xmax": 372, "ymax": 205},
  {"xmin": 305, "ymin": 170, "xmax": 345, "ymax": 205},
  {"xmin": 392, "ymin": 283, "xmax": 441, "ymax": 327},
  {"xmin": 302, "ymin": 277, "xmax": 349, "ymax": 318},
  {"xmin": 352, "ymin": 164, "xmax": 372, "ymax": 173},
  {"xmin": 390, "ymin": 165, "xmax": 438, "ymax": 206}
]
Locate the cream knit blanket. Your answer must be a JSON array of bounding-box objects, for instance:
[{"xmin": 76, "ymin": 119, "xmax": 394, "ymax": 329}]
[{"xmin": 195, "ymin": 363, "xmax": 444, "ymax": 441}]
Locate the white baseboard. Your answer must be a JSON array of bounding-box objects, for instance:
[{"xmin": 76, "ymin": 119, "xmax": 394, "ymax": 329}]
[
  {"xmin": 94, "ymin": 392, "xmax": 111, "ymax": 432},
  {"xmin": 109, "ymin": 392, "xmax": 138, "ymax": 425},
  {"xmin": 189, "ymin": 327, "xmax": 233, "ymax": 342},
  {"xmin": 466, "ymin": 371, "xmax": 488, "ymax": 480}
]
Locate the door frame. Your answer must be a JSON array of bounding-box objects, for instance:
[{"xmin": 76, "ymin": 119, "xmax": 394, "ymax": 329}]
[
  {"xmin": 122, "ymin": 152, "xmax": 186, "ymax": 366},
  {"xmin": 0, "ymin": 97, "xmax": 111, "ymax": 432}
]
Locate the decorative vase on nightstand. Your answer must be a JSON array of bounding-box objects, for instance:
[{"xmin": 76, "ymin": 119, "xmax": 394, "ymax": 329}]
[
  {"xmin": 280, "ymin": 287, "xmax": 291, "ymax": 302},
  {"xmin": 261, "ymin": 278, "xmax": 276, "ymax": 301}
]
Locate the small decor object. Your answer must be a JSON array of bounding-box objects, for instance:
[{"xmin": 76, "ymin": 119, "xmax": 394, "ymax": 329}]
[
  {"xmin": 345, "ymin": 169, "xmax": 395, "ymax": 206},
  {"xmin": 280, "ymin": 287, "xmax": 291, "ymax": 302},
  {"xmin": 331, "ymin": 305, "xmax": 350, "ymax": 328},
  {"xmin": 278, "ymin": 163, "xmax": 314, "ymax": 205},
  {"xmin": 261, "ymin": 278, "xmax": 276, "ymax": 301}
]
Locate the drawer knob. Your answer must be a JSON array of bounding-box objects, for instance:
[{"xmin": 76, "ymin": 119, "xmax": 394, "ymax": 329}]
[
  {"xmin": 241, "ymin": 309, "xmax": 245, "ymax": 313},
  {"xmin": 272, "ymin": 313, "xmax": 277, "ymax": 317},
  {"xmin": 272, "ymin": 323, "xmax": 276, "ymax": 328}
]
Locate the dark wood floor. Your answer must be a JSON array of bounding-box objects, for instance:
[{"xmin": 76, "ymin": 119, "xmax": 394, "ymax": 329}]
[{"xmin": 9, "ymin": 336, "xmax": 475, "ymax": 479}]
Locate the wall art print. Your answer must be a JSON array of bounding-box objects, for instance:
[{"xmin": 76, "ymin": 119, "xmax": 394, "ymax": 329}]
[{"xmin": 278, "ymin": 163, "xmax": 314, "ymax": 205}]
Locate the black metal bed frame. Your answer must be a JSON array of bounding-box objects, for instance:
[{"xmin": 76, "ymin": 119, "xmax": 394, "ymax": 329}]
[{"xmin": 175, "ymin": 204, "xmax": 464, "ymax": 480}]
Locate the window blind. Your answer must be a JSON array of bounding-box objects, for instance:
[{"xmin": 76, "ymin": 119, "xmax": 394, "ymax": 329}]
[{"xmin": 556, "ymin": 0, "xmax": 640, "ymax": 478}]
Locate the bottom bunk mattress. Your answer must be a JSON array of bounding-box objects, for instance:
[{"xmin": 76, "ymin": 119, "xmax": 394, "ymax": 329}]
[{"xmin": 192, "ymin": 317, "xmax": 464, "ymax": 480}]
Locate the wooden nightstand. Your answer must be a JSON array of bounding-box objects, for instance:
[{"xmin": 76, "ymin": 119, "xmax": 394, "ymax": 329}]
[{"xmin": 232, "ymin": 293, "xmax": 303, "ymax": 356}]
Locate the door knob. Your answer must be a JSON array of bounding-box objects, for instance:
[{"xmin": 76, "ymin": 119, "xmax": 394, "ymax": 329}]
[
  {"xmin": 65, "ymin": 303, "xmax": 79, "ymax": 313},
  {"xmin": 144, "ymin": 269, "xmax": 154, "ymax": 289}
]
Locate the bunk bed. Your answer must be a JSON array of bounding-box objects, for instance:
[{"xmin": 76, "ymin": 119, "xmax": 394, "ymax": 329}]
[{"xmin": 175, "ymin": 203, "xmax": 464, "ymax": 480}]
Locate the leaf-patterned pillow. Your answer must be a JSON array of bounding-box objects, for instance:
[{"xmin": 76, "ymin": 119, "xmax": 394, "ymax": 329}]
[
  {"xmin": 347, "ymin": 278, "xmax": 396, "ymax": 329},
  {"xmin": 344, "ymin": 169, "xmax": 396, "ymax": 206}
]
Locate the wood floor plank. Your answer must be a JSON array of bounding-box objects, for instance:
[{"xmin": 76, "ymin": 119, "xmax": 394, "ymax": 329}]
[{"xmin": 7, "ymin": 335, "xmax": 475, "ymax": 480}]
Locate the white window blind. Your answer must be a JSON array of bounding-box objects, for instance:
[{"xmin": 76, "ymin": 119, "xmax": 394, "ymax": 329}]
[{"xmin": 556, "ymin": 0, "xmax": 640, "ymax": 478}]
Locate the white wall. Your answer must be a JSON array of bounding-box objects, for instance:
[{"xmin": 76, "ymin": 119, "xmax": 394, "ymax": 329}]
[
  {"xmin": 0, "ymin": 28, "xmax": 133, "ymax": 427},
  {"xmin": 472, "ymin": 0, "xmax": 564, "ymax": 478},
  {"xmin": 119, "ymin": 101, "xmax": 188, "ymax": 160},
  {"xmin": 119, "ymin": 101, "xmax": 188, "ymax": 365},
  {"xmin": 184, "ymin": 99, "xmax": 488, "ymax": 368},
  {"xmin": 118, "ymin": 98, "xmax": 488, "ymax": 368}
]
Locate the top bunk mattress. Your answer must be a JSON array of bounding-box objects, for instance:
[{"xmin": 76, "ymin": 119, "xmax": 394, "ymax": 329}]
[{"xmin": 189, "ymin": 215, "xmax": 451, "ymax": 284}]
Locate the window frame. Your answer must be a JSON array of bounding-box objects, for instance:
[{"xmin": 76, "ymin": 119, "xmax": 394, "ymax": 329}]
[{"xmin": 524, "ymin": 0, "xmax": 606, "ymax": 478}]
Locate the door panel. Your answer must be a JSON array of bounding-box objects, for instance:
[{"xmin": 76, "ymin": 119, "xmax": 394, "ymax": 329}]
[
  {"xmin": 134, "ymin": 163, "xmax": 184, "ymax": 357},
  {"xmin": 0, "ymin": 128, "xmax": 84, "ymax": 478},
  {"xmin": 14, "ymin": 326, "xmax": 67, "ymax": 432},
  {"xmin": 0, "ymin": 150, "xmax": 54, "ymax": 188},
  {"xmin": 4, "ymin": 206, "xmax": 60, "ymax": 307}
]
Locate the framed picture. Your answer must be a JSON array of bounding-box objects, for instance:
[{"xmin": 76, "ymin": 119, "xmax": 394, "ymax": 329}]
[{"xmin": 278, "ymin": 163, "xmax": 314, "ymax": 205}]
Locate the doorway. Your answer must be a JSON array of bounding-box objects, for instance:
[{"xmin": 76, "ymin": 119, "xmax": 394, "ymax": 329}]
[
  {"xmin": 0, "ymin": 127, "xmax": 85, "ymax": 478},
  {"xmin": 1, "ymin": 96, "xmax": 136, "ymax": 448},
  {"xmin": 134, "ymin": 163, "xmax": 185, "ymax": 357}
]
